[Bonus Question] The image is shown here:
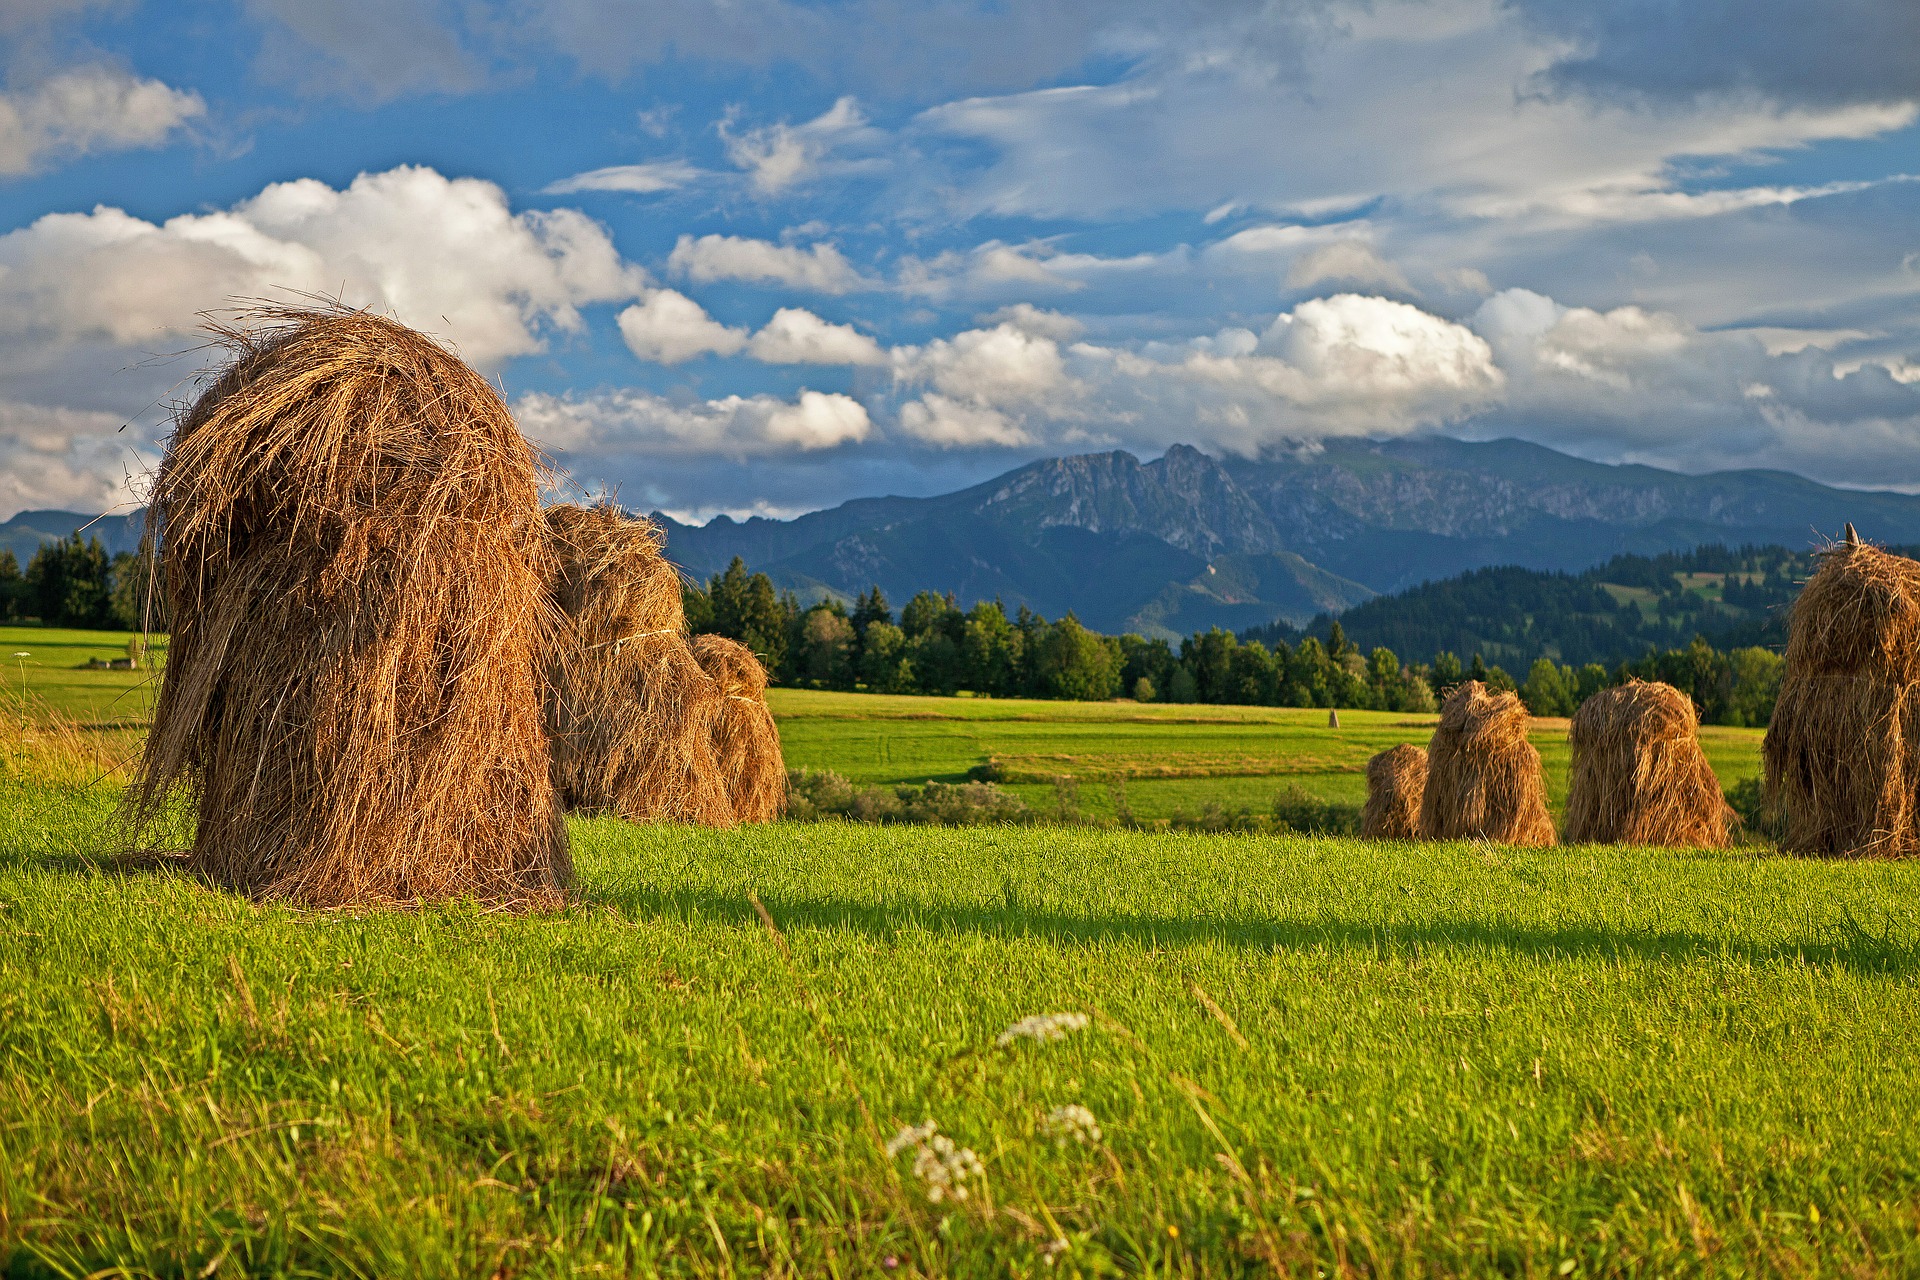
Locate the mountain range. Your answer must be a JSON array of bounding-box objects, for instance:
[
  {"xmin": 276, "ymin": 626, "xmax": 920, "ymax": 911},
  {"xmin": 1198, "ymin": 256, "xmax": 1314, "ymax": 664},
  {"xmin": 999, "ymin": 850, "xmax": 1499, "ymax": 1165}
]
[
  {"xmin": 10, "ymin": 435, "xmax": 1918, "ymax": 642},
  {"xmin": 655, "ymin": 437, "xmax": 1920, "ymax": 640}
]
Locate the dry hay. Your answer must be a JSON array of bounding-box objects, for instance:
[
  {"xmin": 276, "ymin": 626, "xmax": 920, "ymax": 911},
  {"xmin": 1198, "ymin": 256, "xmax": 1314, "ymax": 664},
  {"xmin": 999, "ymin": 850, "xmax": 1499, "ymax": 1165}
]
[
  {"xmin": 1420, "ymin": 680, "xmax": 1556, "ymax": 845},
  {"xmin": 693, "ymin": 634, "xmax": 786, "ymax": 823},
  {"xmin": 126, "ymin": 306, "xmax": 572, "ymax": 909},
  {"xmin": 543, "ymin": 503, "xmax": 684, "ymax": 636},
  {"xmin": 1361, "ymin": 744, "xmax": 1426, "ymax": 839},
  {"xmin": 1563, "ymin": 679, "xmax": 1730, "ymax": 847},
  {"xmin": 1765, "ymin": 531, "xmax": 1920, "ymax": 856},
  {"xmin": 542, "ymin": 504, "xmax": 734, "ymax": 826}
]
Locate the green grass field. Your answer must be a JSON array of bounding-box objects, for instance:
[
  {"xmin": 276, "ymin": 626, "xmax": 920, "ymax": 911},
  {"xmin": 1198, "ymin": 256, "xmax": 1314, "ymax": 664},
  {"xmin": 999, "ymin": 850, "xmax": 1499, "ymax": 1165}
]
[
  {"xmin": 769, "ymin": 689, "xmax": 1765, "ymax": 821},
  {"xmin": 13, "ymin": 626, "xmax": 1902, "ymax": 1277},
  {"xmin": 0, "ymin": 625, "xmax": 163, "ymax": 724},
  {"xmin": 7, "ymin": 775, "xmax": 1920, "ymax": 1276}
]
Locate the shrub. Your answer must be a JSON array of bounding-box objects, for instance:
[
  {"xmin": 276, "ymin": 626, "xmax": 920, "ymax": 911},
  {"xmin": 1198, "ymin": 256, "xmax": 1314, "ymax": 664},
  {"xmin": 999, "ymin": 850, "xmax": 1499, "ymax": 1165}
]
[
  {"xmin": 1271, "ymin": 782, "xmax": 1362, "ymax": 835},
  {"xmin": 785, "ymin": 768, "xmax": 1032, "ymax": 826}
]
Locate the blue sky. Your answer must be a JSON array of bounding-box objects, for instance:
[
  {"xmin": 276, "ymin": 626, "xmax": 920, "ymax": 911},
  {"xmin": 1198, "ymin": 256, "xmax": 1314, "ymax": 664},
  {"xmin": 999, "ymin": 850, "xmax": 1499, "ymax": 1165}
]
[{"xmin": 1, "ymin": 0, "xmax": 1917, "ymax": 522}]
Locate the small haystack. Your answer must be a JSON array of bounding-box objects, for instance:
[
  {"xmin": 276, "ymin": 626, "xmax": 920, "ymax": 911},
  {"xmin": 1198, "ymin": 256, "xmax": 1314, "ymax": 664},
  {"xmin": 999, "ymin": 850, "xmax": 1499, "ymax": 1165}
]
[
  {"xmin": 1421, "ymin": 680, "xmax": 1556, "ymax": 845},
  {"xmin": 128, "ymin": 307, "xmax": 572, "ymax": 908},
  {"xmin": 693, "ymin": 634, "xmax": 786, "ymax": 822},
  {"xmin": 1564, "ymin": 680, "xmax": 1730, "ymax": 847},
  {"xmin": 1361, "ymin": 743, "xmax": 1426, "ymax": 839},
  {"xmin": 1764, "ymin": 529, "xmax": 1920, "ymax": 856},
  {"xmin": 543, "ymin": 504, "xmax": 734, "ymax": 826}
]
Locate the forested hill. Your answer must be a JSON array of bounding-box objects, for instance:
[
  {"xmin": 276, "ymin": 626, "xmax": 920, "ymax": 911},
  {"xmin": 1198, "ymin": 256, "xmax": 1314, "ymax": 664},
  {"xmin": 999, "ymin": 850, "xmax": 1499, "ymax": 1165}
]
[{"xmin": 1242, "ymin": 543, "xmax": 1871, "ymax": 670}]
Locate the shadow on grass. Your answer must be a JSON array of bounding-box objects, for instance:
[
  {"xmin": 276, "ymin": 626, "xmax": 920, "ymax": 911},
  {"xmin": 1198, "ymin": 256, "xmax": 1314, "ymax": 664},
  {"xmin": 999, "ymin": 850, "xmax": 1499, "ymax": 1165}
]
[{"xmin": 590, "ymin": 881, "xmax": 1920, "ymax": 978}]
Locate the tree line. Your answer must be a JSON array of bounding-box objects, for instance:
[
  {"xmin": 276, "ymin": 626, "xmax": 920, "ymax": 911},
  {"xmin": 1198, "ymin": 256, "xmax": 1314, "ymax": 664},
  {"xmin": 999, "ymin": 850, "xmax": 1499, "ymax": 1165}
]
[
  {"xmin": 0, "ymin": 534, "xmax": 157, "ymax": 630},
  {"xmin": 1243, "ymin": 543, "xmax": 1826, "ymax": 671},
  {"xmin": 4, "ymin": 536, "xmax": 1784, "ymax": 727},
  {"xmin": 686, "ymin": 557, "xmax": 1785, "ymax": 726}
]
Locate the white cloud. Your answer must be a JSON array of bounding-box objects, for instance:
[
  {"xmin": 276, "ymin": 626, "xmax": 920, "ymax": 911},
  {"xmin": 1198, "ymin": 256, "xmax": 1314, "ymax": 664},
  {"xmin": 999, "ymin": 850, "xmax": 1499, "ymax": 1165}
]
[
  {"xmin": 0, "ymin": 66, "xmax": 204, "ymax": 176},
  {"xmin": 887, "ymin": 319, "xmax": 1077, "ymax": 447},
  {"xmin": 898, "ymin": 394, "xmax": 1030, "ymax": 447},
  {"xmin": 667, "ymin": 233, "xmax": 869, "ymax": 293},
  {"xmin": 1286, "ymin": 240, "xmax": 1412, "ymax": 292},
  {"xmin": 516, "ymin": 387, "xmax": 870, "ymax": 457},
  {"xmin": 898, "ymin": 240, "xmax": 1090, "ymax": 301},
  {"xmin": 892, "ymin": 320, "xmax": 1074, "ymax": 408},
  {"xmin": 615, "ymin": 289, "xmax": 747, "ymax": 364},
  {"xmin": 1104, "ymin": 294, "xmax": 1503, "ymax": 446},
  {"xmin": 980, "ymin": 304, "xmax": 1085, "ymax": 341},
  {"xmin": 0, "ymin": 165, "xmax": 648, "ymax": 369},
  {"xmin": 720, "ymin": 95, "xmax": 883, "ymax": 194},
  {"xmin": 543, "ymin": 160, "xmax": 705, "ymax": 195},
  {"xmin": 0, "ymin": 400, "xmax": 142, "ymax": 522},
  {"xmin": 747, "ymin": 308, "xmax": 887, "ymax": 365}
]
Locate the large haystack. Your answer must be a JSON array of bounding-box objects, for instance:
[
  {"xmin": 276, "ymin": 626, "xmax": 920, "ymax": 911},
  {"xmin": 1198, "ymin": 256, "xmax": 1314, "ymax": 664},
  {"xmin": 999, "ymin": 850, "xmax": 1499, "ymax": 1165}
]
[
  {"xmin": 1421, "ymin": 680, "xmax": 1556, "ymax": 845},
  {"xmin": 127, "ymin": 307, "xmax": 572, "ymax": 908},
  {"xmin": 692, "ymin": 634, "xmax": 785, "ymax": 822},
  {"xmin": 1361, "ymin": 744, "xmax": 1426, "ymax": 839},
  {"xmin": 1564, "ymin": 680, "xmax": 1730, "ymax": 847},
  {"xmin": 1764, "ymin": 530, "xmax": 1920, "ymax": 856},
  {"xmin": 542, "ymin": 504, "xmax": 734, "ymax": 826}
]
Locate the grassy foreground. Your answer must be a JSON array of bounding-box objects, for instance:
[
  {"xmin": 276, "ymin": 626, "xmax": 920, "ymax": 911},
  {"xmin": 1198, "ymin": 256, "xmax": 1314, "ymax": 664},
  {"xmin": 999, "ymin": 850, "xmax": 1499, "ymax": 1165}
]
[{"xmin": 7, "ymin": 769, "xmax": 1920, "ymax": 1276}]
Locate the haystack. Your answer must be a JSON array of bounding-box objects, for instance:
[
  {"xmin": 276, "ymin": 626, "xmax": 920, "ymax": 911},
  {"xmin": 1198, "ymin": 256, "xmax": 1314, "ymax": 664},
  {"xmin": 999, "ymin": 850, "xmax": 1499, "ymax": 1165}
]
[
  {"xmin": 1361, "ymin": 744, "xmax": 1427, "ymax": 839},
  {"xmin": 127, "ymin": 307, "xmax": 572, "ymax": 908},
  {"xmin": 1421, "ymin": 680, "xmax": 1556, "ymax": 845},
  {"xmin": 693, "ymin": 634, "xmax": 786, "ymax": 823},
  {"xmin": 1764, "ymin": 528, "xmax": 1920, "ymax": 856},
  {"xmin": 542, "ymin": 504, "xmax": 735, "ymax": 826},
  {"xmin": 1564, "ymin": 680, "xmax": 1730, "ymax": 847}
]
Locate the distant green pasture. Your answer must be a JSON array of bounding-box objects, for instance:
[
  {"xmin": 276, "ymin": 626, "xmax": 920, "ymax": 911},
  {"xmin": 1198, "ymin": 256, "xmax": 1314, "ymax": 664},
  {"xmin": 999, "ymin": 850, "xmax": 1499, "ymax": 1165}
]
[
  {"xmin": 0, "ymin": 624, "xmax": 163, "ymax": 724},
  {"xmin": 768, "ymin": 689, "xmax": 1765, "ymax": 821}
]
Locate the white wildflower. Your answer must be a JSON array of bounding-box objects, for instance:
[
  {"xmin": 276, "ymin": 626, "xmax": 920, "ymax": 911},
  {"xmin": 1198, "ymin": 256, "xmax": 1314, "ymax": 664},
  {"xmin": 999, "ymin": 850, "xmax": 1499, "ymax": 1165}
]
[
  {"xmin": 1042, "ymin": 1103, "xmax": 1103, "ymax": 1146},
  {"xmin": 995, "ymin": 1012, "xmax": 1089, "ymax": 1047},
  {"xmin": 886, "ymin": 1119, "xmax": 985, "ymax": 1203},
  {"xmin": 1040, "ymin": 1237, "xmax": 1070, "ymax": 1264},
  {"xmin": 885, "ymin": 1121, "xmax": 936, "ymax": 1158}
]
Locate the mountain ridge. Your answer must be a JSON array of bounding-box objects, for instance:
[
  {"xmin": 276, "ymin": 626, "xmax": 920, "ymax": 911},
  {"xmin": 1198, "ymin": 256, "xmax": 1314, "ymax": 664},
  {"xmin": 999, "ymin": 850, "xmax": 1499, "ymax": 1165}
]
[{"xmin": 654, "ymin": 436, "xmax": 1920, "ymax": 639}]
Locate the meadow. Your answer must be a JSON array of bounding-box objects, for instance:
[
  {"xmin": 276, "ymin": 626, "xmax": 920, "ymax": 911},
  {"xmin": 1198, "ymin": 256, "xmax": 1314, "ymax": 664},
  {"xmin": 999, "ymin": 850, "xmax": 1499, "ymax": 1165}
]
[
  {"xmin": 768, "ymin": 689, "xmax": 1765, "ymax": 822},
  {"xmin": 9, "ymin": 624, "xmax": 1917, "ymax": 1278}
]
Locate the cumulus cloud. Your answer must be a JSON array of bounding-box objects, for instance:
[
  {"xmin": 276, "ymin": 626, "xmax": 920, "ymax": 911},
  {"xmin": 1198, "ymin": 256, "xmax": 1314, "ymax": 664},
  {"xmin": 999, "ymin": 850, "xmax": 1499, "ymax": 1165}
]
[
  {"xmin": 889, "ymin": 319, "xmax": 1077, "ymax": 446},
  {"xmin": 0, "ymin": 164, "xmax": 647, "ymax": 369},
  {"xmin": 720, "ymin": 95, "xmax": 883, "ymax": 194},
  {"xmin": 893, "ymin": 321, "xmax": 1072, "ymax": 407},
  {"xmin": 516, "ymin": 386, "xmax": 871, "ymax": 457},
  {"xmin": 543, "ymin": 160, "xmax": 705, "ymax": 195},
  {"xmin": 898, "ymin": 395, "xmax": 1029, "ymax": 447},
  {"xmin": 667, "ymin": 233, "xmax": 869, "ymax": 293},
  {"xmin": 0, "ymin": 66, "xmax": 204, "ymax": 175},
  {"xmin": 616, "ymin": 289, "xmax": 747, "ymax": 363},
  {"xmin": 1100, "ymin": 294, "xmax": 1503, "ymax": 448},
  {"xmin": 747, "ymin": 307, "xmax": 887, "ymax": 365}
]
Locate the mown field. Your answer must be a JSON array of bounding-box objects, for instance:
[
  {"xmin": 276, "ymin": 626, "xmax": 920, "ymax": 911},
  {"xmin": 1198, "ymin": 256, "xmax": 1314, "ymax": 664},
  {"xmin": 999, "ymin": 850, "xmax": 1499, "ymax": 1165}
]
[
  {"xmin": 11, "ymin": 623, "xmax": 1919, "ymax": 1278},
  {"xmin": 769, "ymin": 689, "xmax": 1766, "ymax": 822},
  {"xmin": 1, "ymin": 624, "xmax": 1769, "ymax": 823}
]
